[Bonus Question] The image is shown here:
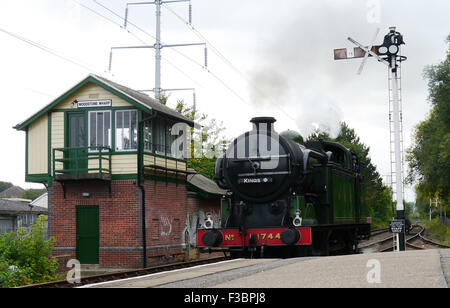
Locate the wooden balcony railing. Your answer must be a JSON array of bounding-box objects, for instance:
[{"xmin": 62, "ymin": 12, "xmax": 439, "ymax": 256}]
[{"xmin": 52, "ymin": 146, "xmax": 112, "ymax": 180}]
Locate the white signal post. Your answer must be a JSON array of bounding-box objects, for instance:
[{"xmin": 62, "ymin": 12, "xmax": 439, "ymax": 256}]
[
  {"xmin": 389, "ymin": 55, "xmax": 404, "ymax": 216},
  {"xmin": 335, "ymin": 27, "xmax": 407, "ymax": 251}
]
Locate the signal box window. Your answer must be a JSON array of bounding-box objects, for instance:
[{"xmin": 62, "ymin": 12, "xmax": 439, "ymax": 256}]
[
  {"xmin": 89, "ymin": 111, "xmax": 111, "ymax": 150},
  {"xmin": 116, "ymin": 110, "xmax": 138, "ymax": 151}
]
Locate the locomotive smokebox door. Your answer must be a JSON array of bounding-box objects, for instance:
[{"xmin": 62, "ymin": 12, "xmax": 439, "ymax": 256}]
[{"xmin": 222, "ymin": 117, "xmax": 304, "ymax": 203}]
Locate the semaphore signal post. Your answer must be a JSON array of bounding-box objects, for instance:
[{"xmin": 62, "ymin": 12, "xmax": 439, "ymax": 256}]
[{"xmin": 334, "ymin": 27, "xmax": 407, "ymax": 251}]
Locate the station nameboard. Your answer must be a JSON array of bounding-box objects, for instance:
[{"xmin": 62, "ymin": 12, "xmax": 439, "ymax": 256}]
[
  {"xmin": 389, "ymin": 219, "xmax": 405, "ymax": 233},
  {"xmin": 77, "ymin": 99, "xmax": 112, "ymax": 108}
]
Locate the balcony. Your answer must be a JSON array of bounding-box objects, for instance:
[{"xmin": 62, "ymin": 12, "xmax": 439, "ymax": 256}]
[{"xmin": 52, "ymin": 146, "xmax": 112, "ymax": 181}]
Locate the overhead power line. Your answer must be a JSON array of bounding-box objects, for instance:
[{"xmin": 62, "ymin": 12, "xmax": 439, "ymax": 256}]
[
  {"xmin": 0, "ymin": 26, "xmax": 103, "ymax": 75},
  {"xmin": 1, "ymin": 78, "xmax": 56, "ymax": 98},
  {"xmin": 72, "ymin": 0, "xmax": 149, "ymax": 44},
  {"xmin": 162, "ymin": 3, "xmax": 297, "ymax": 122},
  {"xmin": 72, "ymin": 0, "xmax": 208, "ymax": 92},
  {"xmin": 82, "ymin": 1, "xmax": 294, "ymax": 122},
  {"xmin": 89, "ymin": 0, "xmax": 253, "ymax": 105},
  {"xmin": 90, "ymin": 0, "xmax": 157, "ymax": 40},
  {"xmin": 87, "ymin": 0, "xmax": 248, "ymax": 106}
]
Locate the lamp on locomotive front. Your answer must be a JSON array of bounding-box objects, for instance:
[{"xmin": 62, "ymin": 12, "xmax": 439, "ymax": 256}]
[
  {"xmin": 204, "ymin": 214, "xmax": 214, "ymax": 229},
  {"xmin": 293, "ymin": 210, "xmax": 302, "ymax": 227}
]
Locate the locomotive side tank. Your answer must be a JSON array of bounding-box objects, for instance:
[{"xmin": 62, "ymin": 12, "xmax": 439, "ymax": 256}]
[{"xmin": 197, "ymin": 117, "xmax": 371, "ymax": 257}]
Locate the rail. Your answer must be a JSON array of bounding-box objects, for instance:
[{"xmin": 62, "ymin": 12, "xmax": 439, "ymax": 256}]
[
  {"xmin": 18, "ymin": 256, "xmax": 227, "ymax": 288},
  {"xmin": 360, "ymin": 224, "xmax": 450, "ymax": 253}
]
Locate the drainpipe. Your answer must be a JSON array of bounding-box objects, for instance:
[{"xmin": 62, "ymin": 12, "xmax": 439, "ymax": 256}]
[{"xmin": 137, "ymin": 111, "xmax": 158, "ymax": 268}]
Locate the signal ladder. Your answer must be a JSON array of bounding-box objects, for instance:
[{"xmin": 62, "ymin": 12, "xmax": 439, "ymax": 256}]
[{"xmin": 388, "ymin": 53, "xmax": 405, "ymax": 204}]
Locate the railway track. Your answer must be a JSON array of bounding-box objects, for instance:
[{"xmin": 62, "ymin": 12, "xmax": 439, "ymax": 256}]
[
  {"xmin": 360, "ymin": 224, "xmax": 450, "ymax": 253},
  {"xmin": 18, "ymin": 256, "xmax": 227, "ymax": 288},
  {"xmin": 406, "ymin": 229, "xmax": 450, "ymax": 250},
  {"xmin": 370, "ymin": 227, "xmax": 390, "ymax": 236}
]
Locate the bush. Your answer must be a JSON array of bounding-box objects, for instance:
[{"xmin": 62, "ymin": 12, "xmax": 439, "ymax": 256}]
[{"xmin": 0, "ymin": 215, "xmax": 58, "ymax": 287}]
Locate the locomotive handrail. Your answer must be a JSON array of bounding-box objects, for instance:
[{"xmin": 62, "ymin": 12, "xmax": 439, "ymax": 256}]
[
  {"xmin": 238, "ymin": 171, "xmax": 290, "ymax": 176},
  {"xmin": 231, "ymin": 154, "xmax": 290, "ymax": 162}
]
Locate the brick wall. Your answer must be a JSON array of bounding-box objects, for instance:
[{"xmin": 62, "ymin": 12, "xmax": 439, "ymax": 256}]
[
  {"xmin": 49, "ymin": 180, "xmax": 142, "ymax": 268},
  {"xmin": 144, "ymin": 180, "xmax": 188, "ymax": 265},
  {"xmin": 48, "ymin": 178, "xmax": 222, "ymax": 269}
]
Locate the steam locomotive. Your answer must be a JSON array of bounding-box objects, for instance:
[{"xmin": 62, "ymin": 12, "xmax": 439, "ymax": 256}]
[{"xmin": 197, "ymin": 117, "xmax": 371, "ymax": 257}]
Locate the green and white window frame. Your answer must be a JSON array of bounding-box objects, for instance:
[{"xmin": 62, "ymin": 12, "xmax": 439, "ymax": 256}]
[
  {"xmin": 88, "ymin": 110, "xmax": 111, "ymax": 151},
  {"xmin": 83, "ymin": 108, "xmax": 184, "ymax": 158},
  {"xmin": 143, "ymin": 117, "xmax": 182, "ymax": 158},
  {"xmin": 115, "ymin": 109, "xmax": 138, "ymax": 152}
]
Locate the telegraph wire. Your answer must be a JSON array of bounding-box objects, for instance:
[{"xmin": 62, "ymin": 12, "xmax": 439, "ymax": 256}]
[
  {"xmin": 71, "ymin": 0, "xmax": 123, "ymax": 30},
  {"xmin": 162, "ymin": 3, "xmax": 297, "ymax": 122},
  {"xmin": 157, "ymin": 3, "xmax": 262, "ymax": 108},
  {"xmin": 86, "ymin": 0, "xmax": 207, "ymax": 90},
  {"xmin": 72, "ymin": 0, "xmax": 149, "ymax": 45},
  {"xmin": 82, "ymin": 1, "xmax": 283, "ymax": 118},
  {"xmin": 1, "ymin": 78, "xmax": 56, "ymax": 99},
  {"xmin": 90, "ymin": 0, "xmax": 157, "ymax": 41},
  {"xmin": 76, "ymin": 0, "xmax": 210, "ymax": 99},
  {"xmin": 0, "ymin": 0, "xmax": 252, "ymax": 111},
  {"xmin": 162, "ymin": 56, "xmax": 205, "ymax": 89},
  {"xmin": 0, "ymin": 26, "xmax": 103, "ymax": 75},
  {"xmin": 88, "ymin": 0, "xmax": 251, "ymax": 107},
  {"xmin": 162, "ymin": 4, "xmax": 244, "ymax": 79}
]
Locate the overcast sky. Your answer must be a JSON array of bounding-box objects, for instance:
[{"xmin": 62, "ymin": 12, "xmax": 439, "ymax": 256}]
[{"xmin": 0, "ymin": 0, "xmax": 449, "ymax": 202}]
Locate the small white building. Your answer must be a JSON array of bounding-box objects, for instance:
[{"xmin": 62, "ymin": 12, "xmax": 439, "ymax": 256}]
[{"xmin": 30, "ymin": 192, "xmax": 48, "ymax": 209}]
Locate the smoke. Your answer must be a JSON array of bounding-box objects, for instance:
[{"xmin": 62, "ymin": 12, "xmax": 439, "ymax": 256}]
[
  {"xmin": 248, "ymin": 67, "xmax": 290, "ymax": 108},
  {"xmin": 245, "ymin": 1, "xmax": 372, "ymax": 139},
  {"xmin": 295, "ymin": 94, "xmax": 343, "ymax": 139}
]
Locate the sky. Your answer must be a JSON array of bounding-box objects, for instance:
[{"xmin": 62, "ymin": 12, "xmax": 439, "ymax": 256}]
[{"xmin": 0, "ymin": 0, "xmax": 449, "ymax": 202}]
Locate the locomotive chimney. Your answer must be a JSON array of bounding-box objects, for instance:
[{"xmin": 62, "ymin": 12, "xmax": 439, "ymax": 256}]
[{"xmin": 250, "ymin": 117, "xmax": 276, "ymax": 133}]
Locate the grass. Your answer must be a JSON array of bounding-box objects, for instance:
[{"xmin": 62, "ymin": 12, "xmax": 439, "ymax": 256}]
[{"xmin": 420, "ymin": 218, "xmax": 450, "ymax": 245}]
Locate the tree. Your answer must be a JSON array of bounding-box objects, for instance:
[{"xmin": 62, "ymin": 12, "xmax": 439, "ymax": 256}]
[
  {"xmin": 0, "ymin": 215, "xmax": 58, "ymax": 287},
  {"xmin": 406, "ymin": 34, "xmax": 450, "ymax": 217},
  {"xmin": 0, "ymin": 181, "xmax": 13, "ymax": 194},
  {"xmin": 22, "ymin": 188, "xmax": 46, "ymax": 201},
  {"xmin": 174, "ymin": 99, "xmax": 230, "ymax": 180},
  {"xmin": 280, "ymin": 129, "xmax": 304, "ymax": 144}
]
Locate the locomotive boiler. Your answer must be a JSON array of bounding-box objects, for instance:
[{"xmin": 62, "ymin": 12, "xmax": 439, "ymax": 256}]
[{"xmin": 197, "ymin": 117, "xmax": 371, "ymax": 257}]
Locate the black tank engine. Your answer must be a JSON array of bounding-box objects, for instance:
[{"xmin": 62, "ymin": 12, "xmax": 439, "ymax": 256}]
[{"xmin": 197, "ymin": 117, "xmax": 371, "ymax": 257}]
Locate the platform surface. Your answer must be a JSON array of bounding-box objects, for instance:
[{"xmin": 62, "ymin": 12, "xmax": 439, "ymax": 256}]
[
  {"xmin": 213, "ymin": 249, "xmax": 448, "ymax": 288},
  {"xmin": 82, "ymin": 258, "xmax": 277, "ymax": 288},
  {"xmin": 82, "ymin": 249, "xmax": 450, "ymax": 288}
]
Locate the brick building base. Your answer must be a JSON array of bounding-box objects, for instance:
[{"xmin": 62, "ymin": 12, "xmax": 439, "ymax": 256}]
[{"xmin": 49, "ymin": 178, "xmax": 220, "ymax": 269}]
